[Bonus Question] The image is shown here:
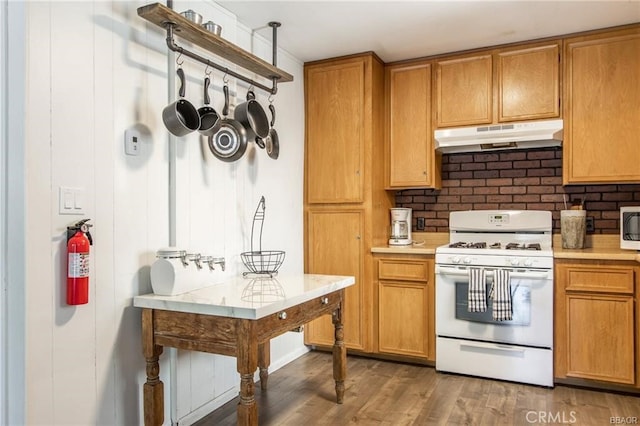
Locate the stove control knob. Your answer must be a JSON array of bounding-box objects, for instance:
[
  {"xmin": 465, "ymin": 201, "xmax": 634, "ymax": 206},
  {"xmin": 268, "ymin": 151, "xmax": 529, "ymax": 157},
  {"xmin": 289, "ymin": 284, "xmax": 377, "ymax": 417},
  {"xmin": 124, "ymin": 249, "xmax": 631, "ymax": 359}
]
[
  {"xmin": 524, "ymin": 258, "xmax": 533, "ymax": 267},
  {"xmin": 451, "ymin": 256, "xmax": 461, "ymax": 264},
  {"xmin": 510, "ymin": 257, "xmax": 520, "ymax": 266},
  {"xmin": 463, "ymin": 257, "xmax": 472, "ymax": 264}
]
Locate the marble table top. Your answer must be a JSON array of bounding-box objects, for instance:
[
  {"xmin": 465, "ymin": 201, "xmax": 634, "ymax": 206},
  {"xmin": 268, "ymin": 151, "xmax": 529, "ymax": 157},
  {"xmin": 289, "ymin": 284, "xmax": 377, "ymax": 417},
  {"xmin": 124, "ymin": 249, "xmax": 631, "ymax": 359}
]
[{"xmin": 133, "ymin": 274, "xmax": 355, "ymax": 319}]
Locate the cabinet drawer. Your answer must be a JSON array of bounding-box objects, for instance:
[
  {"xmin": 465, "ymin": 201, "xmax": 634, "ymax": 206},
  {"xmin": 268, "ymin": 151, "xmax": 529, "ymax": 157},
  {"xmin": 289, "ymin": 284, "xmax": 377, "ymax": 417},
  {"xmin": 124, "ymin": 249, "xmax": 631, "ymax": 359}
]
[
  {"xmin": 378, "ymin": 259, "xmax": 429, "ymax": 282},
  {"xmin": 561, "ymin": 265, "xmax": 635, "ymax": 294}
]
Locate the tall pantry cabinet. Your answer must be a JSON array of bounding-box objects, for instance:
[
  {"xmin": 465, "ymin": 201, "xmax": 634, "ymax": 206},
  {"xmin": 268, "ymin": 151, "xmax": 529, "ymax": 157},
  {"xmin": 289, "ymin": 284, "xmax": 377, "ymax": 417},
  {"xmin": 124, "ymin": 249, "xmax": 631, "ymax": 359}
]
[{"xmin": 304, "ymin": 53, "xmax": 393, "ymax": 352}]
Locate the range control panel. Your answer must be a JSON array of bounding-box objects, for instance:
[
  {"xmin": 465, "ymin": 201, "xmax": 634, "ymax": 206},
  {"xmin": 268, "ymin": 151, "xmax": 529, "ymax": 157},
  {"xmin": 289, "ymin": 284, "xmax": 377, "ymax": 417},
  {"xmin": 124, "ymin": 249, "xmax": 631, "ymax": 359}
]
[{"xmin": 488, "ymin": 213, "xmax": 510, "ymax": 225}]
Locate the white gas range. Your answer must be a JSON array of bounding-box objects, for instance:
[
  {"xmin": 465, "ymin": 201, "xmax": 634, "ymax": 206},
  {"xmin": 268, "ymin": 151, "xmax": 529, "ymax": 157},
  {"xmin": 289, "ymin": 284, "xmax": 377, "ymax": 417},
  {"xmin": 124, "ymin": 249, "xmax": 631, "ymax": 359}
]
[{"xmin": 435, "ymin": 210, "xmax": 554, "ymax": 387}]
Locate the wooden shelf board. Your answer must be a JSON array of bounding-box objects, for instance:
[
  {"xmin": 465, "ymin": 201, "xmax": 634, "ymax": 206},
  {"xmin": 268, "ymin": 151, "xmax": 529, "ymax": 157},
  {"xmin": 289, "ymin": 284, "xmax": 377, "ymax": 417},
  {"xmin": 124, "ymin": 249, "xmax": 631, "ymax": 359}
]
[{"xmin": 138, "ymin": 3, "xmax": 294, "ymax": 83}]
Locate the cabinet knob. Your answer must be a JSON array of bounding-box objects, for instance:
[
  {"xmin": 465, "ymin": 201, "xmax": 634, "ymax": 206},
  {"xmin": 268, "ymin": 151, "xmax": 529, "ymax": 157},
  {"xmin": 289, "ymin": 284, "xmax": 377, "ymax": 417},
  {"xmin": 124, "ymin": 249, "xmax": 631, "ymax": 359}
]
[
  {"xmin": 278, "ymin": 311, "xmax": 287, "ymax": 320},
  {"xmin": 321, "ymin": 297, "xmax": 329, "ymax": 305}
]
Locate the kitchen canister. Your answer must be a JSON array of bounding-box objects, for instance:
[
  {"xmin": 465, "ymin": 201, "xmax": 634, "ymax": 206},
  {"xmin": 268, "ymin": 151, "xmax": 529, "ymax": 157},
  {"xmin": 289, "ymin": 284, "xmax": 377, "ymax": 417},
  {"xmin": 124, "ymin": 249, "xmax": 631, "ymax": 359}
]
[
  {"xmin": 560, "ymin": 210, "xmax": 586, "ymax": 249},
  {"xmin": 150, "ymin": 248, "xmax": 201, "ymax": 296}
]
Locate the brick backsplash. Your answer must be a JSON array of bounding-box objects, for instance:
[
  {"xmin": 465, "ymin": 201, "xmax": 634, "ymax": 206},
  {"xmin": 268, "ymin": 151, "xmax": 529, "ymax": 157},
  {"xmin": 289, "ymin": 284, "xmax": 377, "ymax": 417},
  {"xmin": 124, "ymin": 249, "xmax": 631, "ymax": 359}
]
[{"xmin": 395, "ymin": 148, "xmax": 640, "ymax": 233}]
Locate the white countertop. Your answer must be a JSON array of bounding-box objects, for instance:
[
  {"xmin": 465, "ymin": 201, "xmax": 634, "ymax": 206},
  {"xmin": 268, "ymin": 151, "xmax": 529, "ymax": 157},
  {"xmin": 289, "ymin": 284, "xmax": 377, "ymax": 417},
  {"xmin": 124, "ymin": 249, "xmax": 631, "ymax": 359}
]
[{"xmin": 133, "ymin": 274, "xmax": 355, "ymax": 320}]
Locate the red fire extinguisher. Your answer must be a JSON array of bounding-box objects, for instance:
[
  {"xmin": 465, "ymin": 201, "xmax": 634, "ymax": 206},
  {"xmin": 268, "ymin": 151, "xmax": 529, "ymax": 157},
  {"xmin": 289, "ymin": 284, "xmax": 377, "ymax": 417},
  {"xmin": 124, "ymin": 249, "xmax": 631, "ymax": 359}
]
[{"xmin": 66, "ymin": 219, "xmax": 93, "ymax": 305}]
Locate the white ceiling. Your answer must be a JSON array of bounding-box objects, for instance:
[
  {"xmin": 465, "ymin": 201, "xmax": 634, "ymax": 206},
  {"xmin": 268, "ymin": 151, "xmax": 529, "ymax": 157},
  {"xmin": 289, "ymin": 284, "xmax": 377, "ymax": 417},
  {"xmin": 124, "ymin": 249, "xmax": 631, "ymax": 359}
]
[{"xmin": 218, "ymin": 1, "xmax": 640, "ymax": 63}]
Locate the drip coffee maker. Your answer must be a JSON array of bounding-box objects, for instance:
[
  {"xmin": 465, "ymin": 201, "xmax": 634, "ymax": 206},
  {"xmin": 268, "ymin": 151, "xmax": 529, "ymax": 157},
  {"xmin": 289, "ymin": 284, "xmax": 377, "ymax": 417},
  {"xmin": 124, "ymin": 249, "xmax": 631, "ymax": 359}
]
[{"xmin": 389, "ymin": 208, "xmax": 412, "ymax": 246}]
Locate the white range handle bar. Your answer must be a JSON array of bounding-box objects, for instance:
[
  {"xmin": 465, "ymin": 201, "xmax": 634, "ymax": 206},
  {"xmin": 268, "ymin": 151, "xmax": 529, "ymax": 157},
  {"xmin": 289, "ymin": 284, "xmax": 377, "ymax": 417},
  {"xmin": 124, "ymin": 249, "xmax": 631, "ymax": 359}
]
[{"xmin": 435, "ymin": 265, "xmax": 551, "ymax": 280}]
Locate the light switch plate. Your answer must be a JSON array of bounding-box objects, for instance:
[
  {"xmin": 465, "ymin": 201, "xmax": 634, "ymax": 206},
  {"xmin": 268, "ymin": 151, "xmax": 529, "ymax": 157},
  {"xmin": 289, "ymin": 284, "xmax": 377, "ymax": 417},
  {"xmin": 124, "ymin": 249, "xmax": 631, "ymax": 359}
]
[{"xmin": 59, "ymin": 187, "xmax": 85, "ymax": 215}]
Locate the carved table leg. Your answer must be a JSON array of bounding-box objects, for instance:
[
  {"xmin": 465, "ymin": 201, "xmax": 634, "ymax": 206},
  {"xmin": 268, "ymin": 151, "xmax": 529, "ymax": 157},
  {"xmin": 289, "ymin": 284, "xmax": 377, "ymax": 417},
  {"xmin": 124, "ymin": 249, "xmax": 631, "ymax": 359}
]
[
  {"xmin": 142, "ymin": 309, "xmax": 164, "ymax": 426},
  {"xmin": 237, "ymin": 320, "xmax": 258, "ymax": 426},
  {"xmin": 258, "ymin": 340, "xmax": 270, "ymax": 391},
  {"xmin": 332, "ymin": 301, "xmax": 346, "ymax": 404}
]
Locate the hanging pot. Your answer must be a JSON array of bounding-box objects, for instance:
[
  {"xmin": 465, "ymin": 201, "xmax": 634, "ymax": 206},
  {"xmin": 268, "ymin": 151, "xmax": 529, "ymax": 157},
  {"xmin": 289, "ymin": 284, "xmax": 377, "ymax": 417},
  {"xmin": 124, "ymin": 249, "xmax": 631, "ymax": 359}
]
[
  {"xmin": 265, "ymin": 103, "xmax": 280, "ymax": 160},
  {"xmin": 162, "ymin": 67, "xmax": 201, "ymax": 137},
  {"xmin": 209, "ymin": 84, "xmax": 248, "ymax": 162},
  {"xmin": 234, "ymin": 89, "xmax": 270, "ymax": 140},
  {"xmin": 198, "ymin": 76, "xmax": 221, "ymax": 137}
]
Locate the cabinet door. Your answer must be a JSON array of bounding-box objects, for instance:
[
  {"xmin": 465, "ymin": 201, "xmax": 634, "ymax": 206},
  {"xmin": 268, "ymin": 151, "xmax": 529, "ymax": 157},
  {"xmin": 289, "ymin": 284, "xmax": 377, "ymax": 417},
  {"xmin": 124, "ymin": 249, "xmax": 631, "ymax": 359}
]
[
  {"xmin": 497, "ymin": 43, "xmax": 560, "ymax": 122},
  {"xmin": 435, "ymin": 54, "xmax": 493, "ymax": 127},
  {"xmin": 565, "ymin": 294, "xmax": 635, "ymax": 384},
  {"xmin": 563, "ymin": 28, "xmax": 640, "ymax": 184},
  {"xmin": 387, "ymin": 63, "xmax": 436, "ymax": 188},
  {"xmin": 305, "ymin": 59, "xmax": 365, "ymax": 203},
  {"xmin": 378, "ymin": 281, "xmax": 429, "ymax": 358},
  {"xmin": 377, "ymin": 258, "xmax": 434, "ymax": 360},
  {"xmin": 304, "ymin": 210, "xmax": 366, "ymax": 350}
]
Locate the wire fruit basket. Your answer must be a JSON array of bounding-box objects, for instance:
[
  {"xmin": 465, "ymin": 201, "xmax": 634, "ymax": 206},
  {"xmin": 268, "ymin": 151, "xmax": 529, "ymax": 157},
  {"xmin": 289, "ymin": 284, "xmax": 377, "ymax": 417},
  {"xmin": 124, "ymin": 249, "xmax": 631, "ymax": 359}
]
[{"xmin": 241, "ymin": 196, "xmax": 285, "ymax": 276}]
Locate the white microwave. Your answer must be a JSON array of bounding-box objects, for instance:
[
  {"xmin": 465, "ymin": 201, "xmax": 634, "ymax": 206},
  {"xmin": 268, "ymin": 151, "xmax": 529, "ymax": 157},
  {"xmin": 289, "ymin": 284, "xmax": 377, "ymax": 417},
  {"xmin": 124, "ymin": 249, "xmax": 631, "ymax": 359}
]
[{"xmin": 621, "ymin": 207, "xmax": 640, "ymax": 250}]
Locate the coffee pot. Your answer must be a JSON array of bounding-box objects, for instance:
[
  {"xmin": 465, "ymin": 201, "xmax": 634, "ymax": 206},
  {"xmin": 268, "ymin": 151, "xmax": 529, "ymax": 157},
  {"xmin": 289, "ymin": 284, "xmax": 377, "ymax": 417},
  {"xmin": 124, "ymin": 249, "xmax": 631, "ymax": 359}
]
[{"xmin": 389, "ymin": 208, "xmax": 412, "ymax": 246}]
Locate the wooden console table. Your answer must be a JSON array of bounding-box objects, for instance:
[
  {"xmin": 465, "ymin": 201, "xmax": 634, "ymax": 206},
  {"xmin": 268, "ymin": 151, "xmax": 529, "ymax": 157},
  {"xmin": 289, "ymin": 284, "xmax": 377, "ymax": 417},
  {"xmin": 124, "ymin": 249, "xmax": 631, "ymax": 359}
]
[{"xmin": 134, "ymin": 274, "xmax": 355, "ymax": 426}]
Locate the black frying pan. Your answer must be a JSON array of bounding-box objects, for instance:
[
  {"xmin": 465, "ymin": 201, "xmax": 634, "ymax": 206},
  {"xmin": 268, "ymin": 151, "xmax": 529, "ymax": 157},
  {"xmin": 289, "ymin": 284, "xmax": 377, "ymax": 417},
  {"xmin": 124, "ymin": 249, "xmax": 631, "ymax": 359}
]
[
  {"xmin": 266, "ymin": 103, "xmax": 279, "ymax": 160},
  {"xmin": 209, "ymin": 84, "xmax": 247, "ymax": 162},
  {"xmin": 235, "ymin": 90, "xmax": 269, "ymax": 141}
]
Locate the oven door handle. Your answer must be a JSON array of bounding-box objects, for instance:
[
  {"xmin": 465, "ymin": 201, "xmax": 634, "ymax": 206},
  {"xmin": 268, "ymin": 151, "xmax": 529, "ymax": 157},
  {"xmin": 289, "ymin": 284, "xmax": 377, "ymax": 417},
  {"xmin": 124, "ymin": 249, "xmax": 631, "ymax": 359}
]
[{"xmin": 435, "ymin": 266, "xmax": 550, "ymax": 280}]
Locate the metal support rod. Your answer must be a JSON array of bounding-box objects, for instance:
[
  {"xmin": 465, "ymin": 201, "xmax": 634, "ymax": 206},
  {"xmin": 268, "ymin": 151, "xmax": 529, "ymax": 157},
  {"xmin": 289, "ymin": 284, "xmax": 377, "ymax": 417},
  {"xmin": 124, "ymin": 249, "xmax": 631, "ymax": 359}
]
[
  {"xmin": 269, "ymin": 22, "xmax": 280, "ymax": 67},
  {"xmin": 165, "ymin": 25, "xmax": 278, "ymax": 95},
  {"xmin": 269, "ymin": 22, "xmax": 280, "ymax": 95}
]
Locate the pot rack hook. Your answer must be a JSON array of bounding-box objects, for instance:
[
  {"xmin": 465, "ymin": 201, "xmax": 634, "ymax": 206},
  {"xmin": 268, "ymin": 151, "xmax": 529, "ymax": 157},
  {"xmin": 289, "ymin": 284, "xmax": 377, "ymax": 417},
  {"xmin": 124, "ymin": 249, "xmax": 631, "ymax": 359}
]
[
  {"xmin": 222, "ymin": 70, "xmax": 229, "ymax": 84},
  {"xmin": 175, "ymin": 50, "xmax": 184, "ymax": 66},
  {"xmin": 204, "ymin": 63, "xmax": 212, "ymax": 76},
  {"xmin": 268, "ymin": 94, "xmax": 275, "ymax": 104}
]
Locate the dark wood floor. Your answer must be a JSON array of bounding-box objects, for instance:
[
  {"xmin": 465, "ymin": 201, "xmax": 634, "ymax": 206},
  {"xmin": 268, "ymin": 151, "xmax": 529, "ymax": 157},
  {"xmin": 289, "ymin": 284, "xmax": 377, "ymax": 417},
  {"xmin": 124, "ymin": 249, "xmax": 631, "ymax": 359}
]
[{"xmin": 195, "ymin": 351, "xmax": 640, "ymax": 425}]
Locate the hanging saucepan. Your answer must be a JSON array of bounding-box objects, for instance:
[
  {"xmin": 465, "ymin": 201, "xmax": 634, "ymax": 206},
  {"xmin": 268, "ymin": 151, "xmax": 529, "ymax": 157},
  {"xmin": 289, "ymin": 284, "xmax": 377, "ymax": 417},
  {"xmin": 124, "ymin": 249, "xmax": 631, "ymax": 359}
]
[
  {"xmin": 234, "ymin": 89, "xmax": 270, "ymax": 141},
  {"xmin": 209, "ymin": 84, "xmax": 248, "ymax": 162},
  {"xmin": 265, "ymin": 103, "xmax": 280, "ymax": 160},
  {"xmin": 162, "ymin": 67, "xmax": 201, "ymax": 137},
  {"xmin": 198, "ymin": 76, "xmax": 221, "ymax": 137}
]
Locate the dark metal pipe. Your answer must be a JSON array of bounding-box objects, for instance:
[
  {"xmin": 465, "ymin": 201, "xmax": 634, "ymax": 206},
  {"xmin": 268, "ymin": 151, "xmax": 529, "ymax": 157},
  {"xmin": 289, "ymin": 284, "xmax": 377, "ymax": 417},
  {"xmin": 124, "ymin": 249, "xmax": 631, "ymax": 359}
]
[
  {"xmin": 269, "ymin": 22, "xmax": 281, "ymax": 95},
  {"xmin": 269, "ymin": 21, "xmax": 280, "ymax": 67},
  {"xmin": 165, "ymin": 24, "xmax": 278, "ymax": 94}
]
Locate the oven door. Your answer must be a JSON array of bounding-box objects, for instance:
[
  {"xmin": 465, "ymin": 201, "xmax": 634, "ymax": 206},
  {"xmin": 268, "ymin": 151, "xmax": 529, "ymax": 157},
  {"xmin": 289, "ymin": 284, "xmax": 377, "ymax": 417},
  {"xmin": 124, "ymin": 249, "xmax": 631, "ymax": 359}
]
[{"xmin": 435, "ymin": 264, "xmax": 553, "ymax": 348}]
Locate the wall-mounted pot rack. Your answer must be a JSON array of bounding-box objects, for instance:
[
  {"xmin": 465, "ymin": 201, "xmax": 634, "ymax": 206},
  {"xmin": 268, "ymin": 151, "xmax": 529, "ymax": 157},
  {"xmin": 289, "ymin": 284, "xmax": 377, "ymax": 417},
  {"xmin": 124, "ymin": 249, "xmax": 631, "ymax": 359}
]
[{"xmin": 137, "ymin": 2, "xmax": 294, "ymax": 95}]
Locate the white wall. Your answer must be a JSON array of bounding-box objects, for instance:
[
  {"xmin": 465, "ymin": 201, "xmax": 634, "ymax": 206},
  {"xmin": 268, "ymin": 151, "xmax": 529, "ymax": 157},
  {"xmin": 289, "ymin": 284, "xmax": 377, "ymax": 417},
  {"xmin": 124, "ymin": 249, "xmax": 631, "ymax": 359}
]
[
  {"xmin": 5, "ymin": 1, "xmax": 27, "ymax": 424},
  {"xmin": 6, "ymin": 1, "xmax": 305, "ymax": 424},
  {"xmin": 0, "ymin": 0, "xmax": 8, "ymax": 423}
]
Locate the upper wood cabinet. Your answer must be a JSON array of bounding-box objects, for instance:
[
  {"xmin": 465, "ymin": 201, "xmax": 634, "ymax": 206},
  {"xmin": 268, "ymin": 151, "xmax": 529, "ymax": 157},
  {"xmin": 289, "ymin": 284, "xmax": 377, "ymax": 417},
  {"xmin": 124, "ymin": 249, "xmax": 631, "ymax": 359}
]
[
  {"xmin": 497, "ymin": 43, "xmax": 560, "ymax": 121},
  {"xmin": 434, "ymin": 41, "xmax": 560, "ymax": 128},
  {"xmin": 305, "ymin": 58, "xmax": 365, "ymax": 203},
  {"xmin": 435, "ymin": 53, "xmax": 493, "ymax": 127},
  {"xmin": 563, "ymin": 26, "xmax": 640, "ymax": 184},
  {"xmin": 385, "ymin": 62, "xmax": 441, "ymax": 189}
]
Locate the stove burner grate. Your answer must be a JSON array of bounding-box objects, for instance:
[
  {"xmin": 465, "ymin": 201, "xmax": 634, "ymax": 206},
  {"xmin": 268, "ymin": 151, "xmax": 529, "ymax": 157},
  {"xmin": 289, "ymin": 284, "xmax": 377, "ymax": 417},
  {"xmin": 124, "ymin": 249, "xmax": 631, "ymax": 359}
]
[
  {"xmin": 447, "ymin": 242, "xmax": 542, "ymax": 251},
  {"xmin": 448, "ymin": 242, "xmax": 487, "ymax": 249},
  {"xmin": 506, "ymin": 243, "xmax": 542, "ymax": 251}
]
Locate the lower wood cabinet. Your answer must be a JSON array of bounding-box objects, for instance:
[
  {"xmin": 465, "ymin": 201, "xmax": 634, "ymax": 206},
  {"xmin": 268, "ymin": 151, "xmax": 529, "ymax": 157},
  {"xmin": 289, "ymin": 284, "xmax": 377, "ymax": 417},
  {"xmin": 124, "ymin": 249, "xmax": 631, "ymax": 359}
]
[
  {"xmin": 555, "ymin": 260, "xmax": 639, "ymax": 388},
  {"xmin": 375, "ymin": 255, "xmax": 435, "ymax": 362},
  {"xmin": 304, "ymin": 209, "xmax": 369, "ymax": 351}
]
